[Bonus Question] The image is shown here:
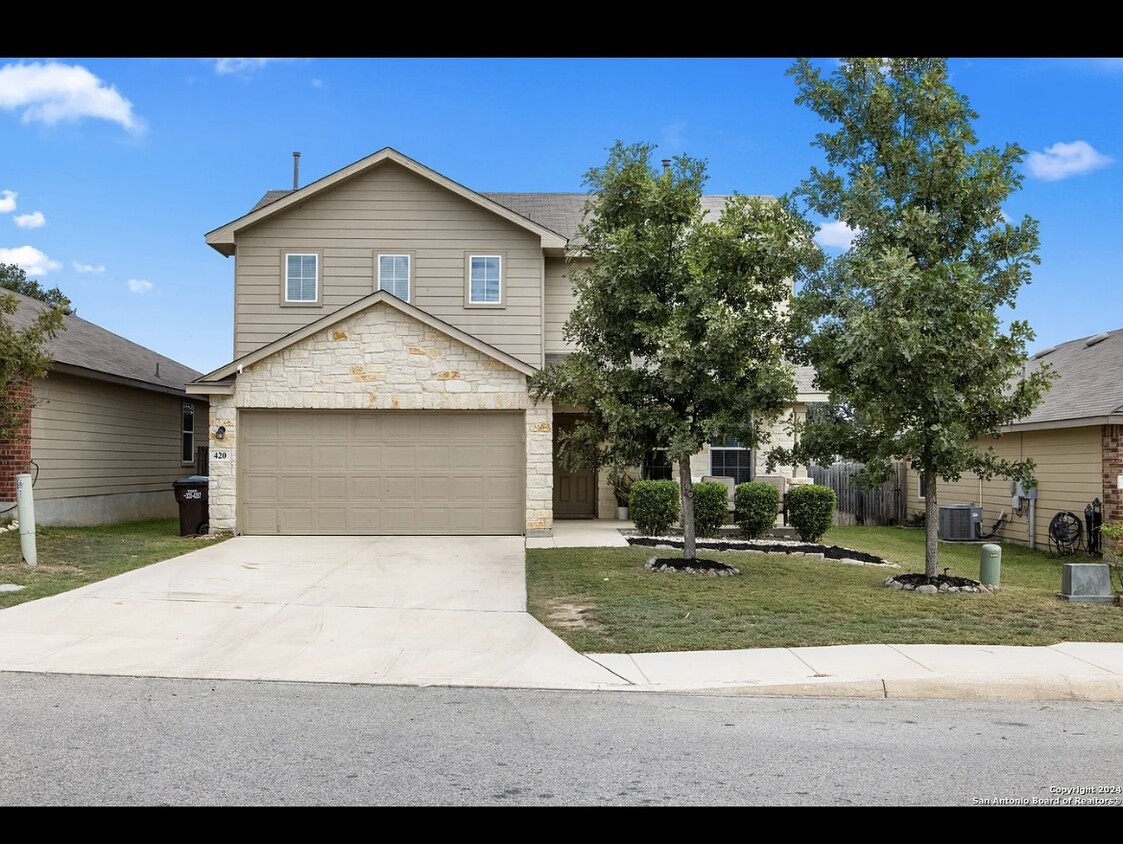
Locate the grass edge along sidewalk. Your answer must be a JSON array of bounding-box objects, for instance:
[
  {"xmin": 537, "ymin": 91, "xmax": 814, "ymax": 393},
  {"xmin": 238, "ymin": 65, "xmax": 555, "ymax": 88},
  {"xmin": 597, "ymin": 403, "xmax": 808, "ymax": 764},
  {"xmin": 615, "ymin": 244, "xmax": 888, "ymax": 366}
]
[{"xmin": 526, "ymin": 526, "xmax": 1123, "ymax": 654}]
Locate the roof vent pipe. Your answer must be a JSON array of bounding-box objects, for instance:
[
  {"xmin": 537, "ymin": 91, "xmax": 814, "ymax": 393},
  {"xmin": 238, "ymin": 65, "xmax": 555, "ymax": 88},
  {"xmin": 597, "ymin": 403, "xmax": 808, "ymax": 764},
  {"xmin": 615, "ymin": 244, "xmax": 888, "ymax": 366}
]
[
  {"xmin": 293, "ymin": 151, "xmax": 301, "ymax": 190},
  {"xmin": 661, "ymin": 159, "xmax": 671, "ymax": 174}
]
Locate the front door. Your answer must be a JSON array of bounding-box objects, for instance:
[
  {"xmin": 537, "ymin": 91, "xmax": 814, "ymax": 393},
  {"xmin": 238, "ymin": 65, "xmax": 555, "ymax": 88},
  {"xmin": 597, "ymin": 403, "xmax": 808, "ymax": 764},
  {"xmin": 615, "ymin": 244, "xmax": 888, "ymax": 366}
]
[{"xmin": 553, "ymin": 414, "xmax": 597, "ymax": 518}]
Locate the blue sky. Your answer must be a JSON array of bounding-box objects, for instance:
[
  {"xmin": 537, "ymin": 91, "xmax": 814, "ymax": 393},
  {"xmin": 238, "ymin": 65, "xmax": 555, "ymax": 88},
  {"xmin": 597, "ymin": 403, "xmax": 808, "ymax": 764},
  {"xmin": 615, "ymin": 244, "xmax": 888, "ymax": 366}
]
[{"xmin": 1, "ymin": 57, "xmax": 1120, "ymax": 374}]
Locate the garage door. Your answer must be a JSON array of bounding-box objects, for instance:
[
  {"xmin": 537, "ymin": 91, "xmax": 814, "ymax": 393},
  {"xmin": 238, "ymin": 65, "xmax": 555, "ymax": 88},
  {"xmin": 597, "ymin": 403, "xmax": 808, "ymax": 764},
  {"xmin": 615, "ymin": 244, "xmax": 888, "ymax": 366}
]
[{"xmin": 239, "ymin": 411, "xmax": 525, "ymax": 535}]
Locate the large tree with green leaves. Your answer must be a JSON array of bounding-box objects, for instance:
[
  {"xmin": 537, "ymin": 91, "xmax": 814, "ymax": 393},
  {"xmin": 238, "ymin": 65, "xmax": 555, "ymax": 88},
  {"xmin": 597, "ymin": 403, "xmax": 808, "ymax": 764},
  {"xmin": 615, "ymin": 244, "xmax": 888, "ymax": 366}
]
[
  {"xmin": 0, "ymin": 263, "xmax": 74, "ymax": 314},
  {"xmin": 782, "ymin": 58, "xmax": 1053, "ymax": 577},
  {"xmin": 1, "ymin": 292, "xmax": 64, "ymax": 441},
  {"xmin": 531, "ymin": 141, "xmax": 822, "ymax": 560}
]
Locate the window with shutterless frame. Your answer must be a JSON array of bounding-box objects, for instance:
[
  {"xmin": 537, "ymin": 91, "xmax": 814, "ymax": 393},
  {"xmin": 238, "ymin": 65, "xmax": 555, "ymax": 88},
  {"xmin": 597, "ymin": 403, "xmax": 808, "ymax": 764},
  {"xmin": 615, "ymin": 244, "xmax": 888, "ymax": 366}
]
[
  {"xmin": 377, "ymin": 253, "xmax": 412, "ymax": 302},
  {"xmin": 281, "ymin": 250, "xmax": 322, "ymax": 305},
  {"xmin": 465, "ymin": 252, "xmax": 505, "ymax": 306},
  {"xmin": 709, "ymin": 436, "xmax": 753, "ymax": 485}
]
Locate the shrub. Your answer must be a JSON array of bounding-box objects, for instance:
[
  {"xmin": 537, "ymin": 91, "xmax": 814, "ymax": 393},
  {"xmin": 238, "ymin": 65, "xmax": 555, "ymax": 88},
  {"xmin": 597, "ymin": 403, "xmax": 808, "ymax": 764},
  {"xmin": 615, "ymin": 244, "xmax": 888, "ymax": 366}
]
[
  {"xmin": 734, "ymin": 482, "xmax": 780, "ymax": 539},
  {"xmin": 629, "ymin": 480, "xmax": 680, "ymax": 536},
  {"xmin": 786, "ymin": 484, "xmax": 836, "ymax": 542},
  {"xmin": 693, "ymin": 482, "xmax": 730, "ymax": 538}
]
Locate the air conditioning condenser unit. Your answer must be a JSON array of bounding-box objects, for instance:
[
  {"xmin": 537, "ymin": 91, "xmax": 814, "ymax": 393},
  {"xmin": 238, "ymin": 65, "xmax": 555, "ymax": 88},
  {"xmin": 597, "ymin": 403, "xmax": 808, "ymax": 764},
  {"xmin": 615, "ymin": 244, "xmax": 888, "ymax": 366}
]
[{"xmin": 938, "ymin": 505, "xmax": 982, "ymax": 541}]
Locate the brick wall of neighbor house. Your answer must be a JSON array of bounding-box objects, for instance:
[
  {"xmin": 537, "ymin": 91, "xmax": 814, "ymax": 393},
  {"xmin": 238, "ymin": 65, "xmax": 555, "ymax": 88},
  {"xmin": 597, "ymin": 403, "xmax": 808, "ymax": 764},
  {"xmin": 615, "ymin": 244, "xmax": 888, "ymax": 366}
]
[
  {"xmin": 0, "ymin": 378, "xmax": 32, "ymax": 504},
  {"xmin": 206, "ymin": 302, "xmax": 553, "ymax": 534},
  {"xmin": 1103, "ymin": 424, "xmax": 1123, "ymax": 525}
]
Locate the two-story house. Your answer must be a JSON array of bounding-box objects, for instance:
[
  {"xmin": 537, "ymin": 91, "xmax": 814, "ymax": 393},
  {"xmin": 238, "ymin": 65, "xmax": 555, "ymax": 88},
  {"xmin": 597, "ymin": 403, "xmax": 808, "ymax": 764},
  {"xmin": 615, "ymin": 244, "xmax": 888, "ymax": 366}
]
[{"xmin": 187, "ymin": 148, "xmax": 823, "ymax": 537}]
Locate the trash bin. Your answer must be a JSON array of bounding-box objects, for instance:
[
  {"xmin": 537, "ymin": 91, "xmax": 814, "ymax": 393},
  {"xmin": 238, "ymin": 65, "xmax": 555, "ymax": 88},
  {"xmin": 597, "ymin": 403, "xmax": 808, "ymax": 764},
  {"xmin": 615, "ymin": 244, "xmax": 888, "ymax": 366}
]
[{"xmin": 172, "ymin": 475, "xmax": 209, "ymax": 536}]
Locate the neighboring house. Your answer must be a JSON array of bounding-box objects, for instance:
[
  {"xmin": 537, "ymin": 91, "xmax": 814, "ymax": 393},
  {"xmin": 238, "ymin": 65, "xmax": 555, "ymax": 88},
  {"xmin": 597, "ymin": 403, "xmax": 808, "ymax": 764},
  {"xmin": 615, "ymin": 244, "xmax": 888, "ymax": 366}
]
[
  {"xmin": 0, "ymin": 291, "xmax": 209, "ymax": 525},
  {"xmin": 905, "ymin": 328, "xmax": 1123, "ymax": 547},
  {"xmin": 188, "ymin": 147, "xmax": 823, "ymax": 537}
]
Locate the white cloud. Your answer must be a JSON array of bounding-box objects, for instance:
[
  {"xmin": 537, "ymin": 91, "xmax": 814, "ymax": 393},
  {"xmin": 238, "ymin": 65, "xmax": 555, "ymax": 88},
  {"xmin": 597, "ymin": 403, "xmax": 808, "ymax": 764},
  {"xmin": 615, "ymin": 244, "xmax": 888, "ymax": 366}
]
[
  {"xmin": 0, "ymin": 245, "xmax": 61, "ymax": 275},
  {"xmin": 127, "ymin": 278, "xmax": 153, "ymax": 294},
  {"xmin": 73, "ymin": 260, "xmax": 105, "ymax": 274},
  {"xmin": 0, "ymin": 190, "xmax": 15, "ymax": 213},
  {"xmin": 14, "ymin": 211, "xmax": 44, "ymax": 229},
  {"xmin": 213, "ymin": 58, "xmax": 294, "ymax": 75},
  {"xmin": 815, "ymin": 220, "xmax": 860, "ymax": 250},
  {"xmin": 1026, "ymin": 140, "xmax": 1113, "ymax": 181},
  {"xmin": 0, "ymin": 61, "xmax": 143, "ymax": 132}
]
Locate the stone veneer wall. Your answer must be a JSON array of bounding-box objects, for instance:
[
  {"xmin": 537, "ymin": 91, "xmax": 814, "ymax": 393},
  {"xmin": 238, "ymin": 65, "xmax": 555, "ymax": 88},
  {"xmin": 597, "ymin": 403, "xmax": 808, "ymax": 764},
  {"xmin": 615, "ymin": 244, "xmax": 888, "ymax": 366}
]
[{"xmin": 204, "ymin": 303, "xmax": 552, "ymax": 535}]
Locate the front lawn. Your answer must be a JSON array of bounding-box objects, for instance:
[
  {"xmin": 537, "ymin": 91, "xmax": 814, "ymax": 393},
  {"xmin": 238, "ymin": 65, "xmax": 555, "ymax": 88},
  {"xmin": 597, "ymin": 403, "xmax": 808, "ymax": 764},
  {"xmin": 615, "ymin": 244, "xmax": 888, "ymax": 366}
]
[
  {"xmin": 525, "ymin": 526, "xmax": 1123, "ymax": 653},
  {"xmin": 0, "ymin": 518, "xmax": 231, "ymax": 610}
]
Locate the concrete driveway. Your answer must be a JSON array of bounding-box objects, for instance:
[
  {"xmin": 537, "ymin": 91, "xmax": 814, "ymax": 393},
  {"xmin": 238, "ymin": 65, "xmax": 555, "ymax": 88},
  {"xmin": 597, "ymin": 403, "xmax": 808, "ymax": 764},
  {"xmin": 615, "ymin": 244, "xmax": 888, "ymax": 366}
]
[{"xmin": 0, "ymin": 536, "xmax": 628, "ymax": 690}]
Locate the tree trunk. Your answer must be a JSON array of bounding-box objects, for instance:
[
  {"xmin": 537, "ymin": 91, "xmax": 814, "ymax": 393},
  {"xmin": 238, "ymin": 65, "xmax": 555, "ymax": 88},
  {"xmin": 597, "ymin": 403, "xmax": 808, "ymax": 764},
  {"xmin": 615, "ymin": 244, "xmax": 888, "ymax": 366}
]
[
  {"xmin": 924, "ymin": 469, "xmax": 938, "ymax": 578},
  {"xmin": 677, "ymin": 453, "xmax": 696, "ymax": 561}
]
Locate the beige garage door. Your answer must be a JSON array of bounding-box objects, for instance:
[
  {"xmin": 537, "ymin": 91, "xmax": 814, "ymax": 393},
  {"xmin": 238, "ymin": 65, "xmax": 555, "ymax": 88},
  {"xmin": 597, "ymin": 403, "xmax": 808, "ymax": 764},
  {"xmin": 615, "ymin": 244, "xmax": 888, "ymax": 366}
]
[{"xmin": 239, "ymin": 411, "xmax": 525, "ymax": 535}]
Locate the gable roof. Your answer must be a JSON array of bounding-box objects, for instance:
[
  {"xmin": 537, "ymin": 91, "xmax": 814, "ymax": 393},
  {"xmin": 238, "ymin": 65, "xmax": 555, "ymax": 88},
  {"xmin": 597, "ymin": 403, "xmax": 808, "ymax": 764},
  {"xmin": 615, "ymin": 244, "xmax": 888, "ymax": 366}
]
[
  {"xmin": 1004, "ymin": 327, "xmax": 1123, "ymax": 431},
  {"xmin": 4, "ymin": 290, "xmax": 202, "ymax": 396},
  {"xmin": 205, "ymin": 147, "xmax": 568, "ymax": 256},
  {"xmin": 192, "ymin": 289, "xmax": 538, "ymax": 385}
]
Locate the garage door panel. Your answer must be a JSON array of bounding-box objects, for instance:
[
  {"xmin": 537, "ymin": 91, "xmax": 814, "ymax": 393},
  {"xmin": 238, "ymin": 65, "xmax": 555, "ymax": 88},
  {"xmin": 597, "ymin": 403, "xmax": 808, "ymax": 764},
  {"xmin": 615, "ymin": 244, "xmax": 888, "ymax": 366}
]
[
  {"xmin": 244, "ymin": 476, "xmax": 278, "ymax": 501},
  {"xmin": 280, "ymin": 475, "xmax": 313, "ymax": 500},
  {"xmin": 278, "ymin": 415, "xmax": 313, "ymax": 439},
  {"xmin": 314, "ymin": 445, "xmax": 348, "ymax": 470},
  {"xmin": 314, "ymin": 476, "xmax": 347, "ymax": 500},
  {"xmin": 280, "ymin": 445, "xmax": 313, "ymax": 469},
  {"xmin": 240, "ymin": 410, "xmax": 524, "ymax": 535},
  {"xmin": 416, "ymin": 445, "xmax": 450, "ymax": 469},
  {"xmin": 313, "ymin": 508, "xmax": 348, "ymax": 532},
  {"xmin": 351, "ymin": 446, "xmax": 382, "ymax": 470}
]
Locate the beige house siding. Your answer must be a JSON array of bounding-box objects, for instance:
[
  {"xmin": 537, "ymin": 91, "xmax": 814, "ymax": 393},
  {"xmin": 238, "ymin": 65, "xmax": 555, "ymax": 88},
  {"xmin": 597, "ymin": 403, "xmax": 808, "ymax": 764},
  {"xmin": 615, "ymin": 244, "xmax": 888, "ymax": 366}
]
[
  {"xmin": 206, "ymin": 301, "xmax": 552, "ymax": 536},
  {"xmin": 905, "ymin": 426, "xmax": 1102, "ymax": 548},
  {"xmin": 231, "ymin": 161, "xmax": 544, "ymax": 367},
  {"xmin": 545, "ymin": 256, "xmax": 583, "ymax": 352},
  {"xmin": 26, "ymin": 373, "xmax": 207, "ymax": 525}
]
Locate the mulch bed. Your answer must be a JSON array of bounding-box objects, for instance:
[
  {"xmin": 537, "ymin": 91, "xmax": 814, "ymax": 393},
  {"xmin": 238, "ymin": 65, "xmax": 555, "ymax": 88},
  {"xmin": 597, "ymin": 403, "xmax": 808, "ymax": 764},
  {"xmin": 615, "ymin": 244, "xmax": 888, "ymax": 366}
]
[
  {"xmin": 627, "ymin": 535, "xmax": 892, "ymax": 566},
  {"xmin": 892, "ymin": 572, "xmax": 982, "ymax": 589}
]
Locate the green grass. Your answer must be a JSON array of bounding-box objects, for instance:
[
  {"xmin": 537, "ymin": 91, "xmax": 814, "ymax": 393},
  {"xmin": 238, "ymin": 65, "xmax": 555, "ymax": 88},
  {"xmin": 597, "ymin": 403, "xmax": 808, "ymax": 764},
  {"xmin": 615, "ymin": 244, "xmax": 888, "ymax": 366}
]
[
  {"xmin": 0, "ymin": 518, "xmax": 232, "ymax": 610},
  {"xmin": 526, "ymin": 526, "xmax": 1123, "ymax": 653}
]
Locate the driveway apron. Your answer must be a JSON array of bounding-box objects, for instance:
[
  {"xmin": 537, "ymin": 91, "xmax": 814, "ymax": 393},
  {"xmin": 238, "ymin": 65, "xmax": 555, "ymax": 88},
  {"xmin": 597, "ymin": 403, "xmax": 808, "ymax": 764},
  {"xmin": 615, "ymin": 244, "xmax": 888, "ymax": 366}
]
[{"xmin": 0, "ymin": 536, "xmax": 629, "ymax": 690}]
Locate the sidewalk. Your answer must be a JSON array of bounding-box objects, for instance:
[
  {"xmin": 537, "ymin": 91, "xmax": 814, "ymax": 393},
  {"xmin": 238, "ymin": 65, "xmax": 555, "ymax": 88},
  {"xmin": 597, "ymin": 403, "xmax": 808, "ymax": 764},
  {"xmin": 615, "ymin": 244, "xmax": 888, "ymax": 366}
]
[{"xmin": 533, "ymin": 520, "xmax": 1123, "ymax": 701}]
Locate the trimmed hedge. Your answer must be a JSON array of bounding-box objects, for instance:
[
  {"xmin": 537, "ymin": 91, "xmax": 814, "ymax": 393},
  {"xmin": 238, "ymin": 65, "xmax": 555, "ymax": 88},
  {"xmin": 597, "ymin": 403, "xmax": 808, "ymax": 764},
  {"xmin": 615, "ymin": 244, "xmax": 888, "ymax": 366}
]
[
  {"xmin": 786, "ymin": 483, "xmax": 837, "ymax": 542},
  {"xmin": 630, "ymin": 480, "xmax": 680, "ymax": 536},
  {"xmin": 692, "ymin": 482, "xmax": 730, "ymax": 538},
  {"xmin": 735, "ymin": 482, "xmax": 780, "ymax": 539}
]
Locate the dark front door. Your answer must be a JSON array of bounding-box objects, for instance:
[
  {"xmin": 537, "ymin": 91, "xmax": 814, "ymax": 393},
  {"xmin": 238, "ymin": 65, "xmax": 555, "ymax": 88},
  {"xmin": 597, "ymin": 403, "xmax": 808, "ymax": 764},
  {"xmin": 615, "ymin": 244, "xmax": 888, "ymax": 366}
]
[{"xmin": 553, "ymin": 414, "xmax": 597, "ymax": 518}]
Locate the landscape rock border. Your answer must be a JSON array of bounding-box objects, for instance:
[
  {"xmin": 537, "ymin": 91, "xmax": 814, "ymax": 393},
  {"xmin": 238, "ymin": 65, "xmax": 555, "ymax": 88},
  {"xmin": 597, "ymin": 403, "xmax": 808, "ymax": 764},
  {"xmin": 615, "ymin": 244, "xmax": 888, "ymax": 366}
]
[{"xmin": 627, "ymin": 535, "xmax": 899, "ymax": 568}]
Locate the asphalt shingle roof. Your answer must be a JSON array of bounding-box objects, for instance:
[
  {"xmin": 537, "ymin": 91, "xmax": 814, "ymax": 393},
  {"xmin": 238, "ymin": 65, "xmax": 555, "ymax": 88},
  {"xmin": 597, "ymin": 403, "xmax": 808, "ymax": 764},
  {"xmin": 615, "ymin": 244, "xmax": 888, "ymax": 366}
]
[
  {"xmin": 1015, "ymin": 328, "xmax": 1123, "ymax": 425},
  {"xmin": 5, "ymin": 290, "xmax": 202, "ymax": 394}
]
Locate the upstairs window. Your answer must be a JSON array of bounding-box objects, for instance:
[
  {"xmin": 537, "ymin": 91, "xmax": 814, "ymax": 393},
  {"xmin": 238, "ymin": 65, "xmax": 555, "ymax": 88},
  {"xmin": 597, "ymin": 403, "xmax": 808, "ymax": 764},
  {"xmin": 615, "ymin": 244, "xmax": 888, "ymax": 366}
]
[
  {"xmin": 378, "ymin": 254, "xmax": 411, "ymax": 301},
  {"xmin": 284, "ymin": 252, "xmax": 319, "ymax": 303},
  {"xmin": 468, "ymin": 255, "xmax": 502, "ymax": 305}
]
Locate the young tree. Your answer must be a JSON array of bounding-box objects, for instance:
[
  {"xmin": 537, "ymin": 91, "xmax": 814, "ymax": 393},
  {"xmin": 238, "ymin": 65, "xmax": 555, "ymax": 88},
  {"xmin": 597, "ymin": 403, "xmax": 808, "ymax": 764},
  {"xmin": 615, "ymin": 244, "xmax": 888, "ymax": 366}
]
[
  {"xmin": 0, "ymin": 263, "xmax": 74, "ymax": 314},
  {"xmin": 1, "ymin": 292, "xmax": 64, "ymax": 441},
  {"xmin": 532, "ymin": 141, "xmax": 821, "ymax": 560},
  {"xmin": 783, "ymin": 58, "xmax": 1053, "ymax": 577}
]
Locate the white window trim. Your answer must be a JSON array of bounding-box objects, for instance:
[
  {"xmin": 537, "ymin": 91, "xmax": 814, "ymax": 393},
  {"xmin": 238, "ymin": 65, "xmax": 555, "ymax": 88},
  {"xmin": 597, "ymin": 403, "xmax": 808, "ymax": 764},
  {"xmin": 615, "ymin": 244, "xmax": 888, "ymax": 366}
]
[
  {"xmin": 281, "ymin": 251, "xmax": 322, "ymax": 306},
  {"xmin": 377, "ymin": 253, "xmax": 412, "ymax": 303},
  {"xmin": 917, "ymin": 473, "xmax": 926, "ymax": 501},
  {"xmin": 466, "ymin": 253, "xmax": 505, "ymax": 307},
  {"xmin": 181, "ymin": 402, "xmax": 195, "ymax": 466}
]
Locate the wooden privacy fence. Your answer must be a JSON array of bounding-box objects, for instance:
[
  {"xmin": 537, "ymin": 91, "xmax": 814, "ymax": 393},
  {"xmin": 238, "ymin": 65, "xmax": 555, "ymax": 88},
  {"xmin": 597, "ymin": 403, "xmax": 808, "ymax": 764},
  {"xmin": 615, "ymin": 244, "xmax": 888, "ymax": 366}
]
[{"xmin": 808, "ymin": 461, "xmax": 906, "ymax": 527}]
